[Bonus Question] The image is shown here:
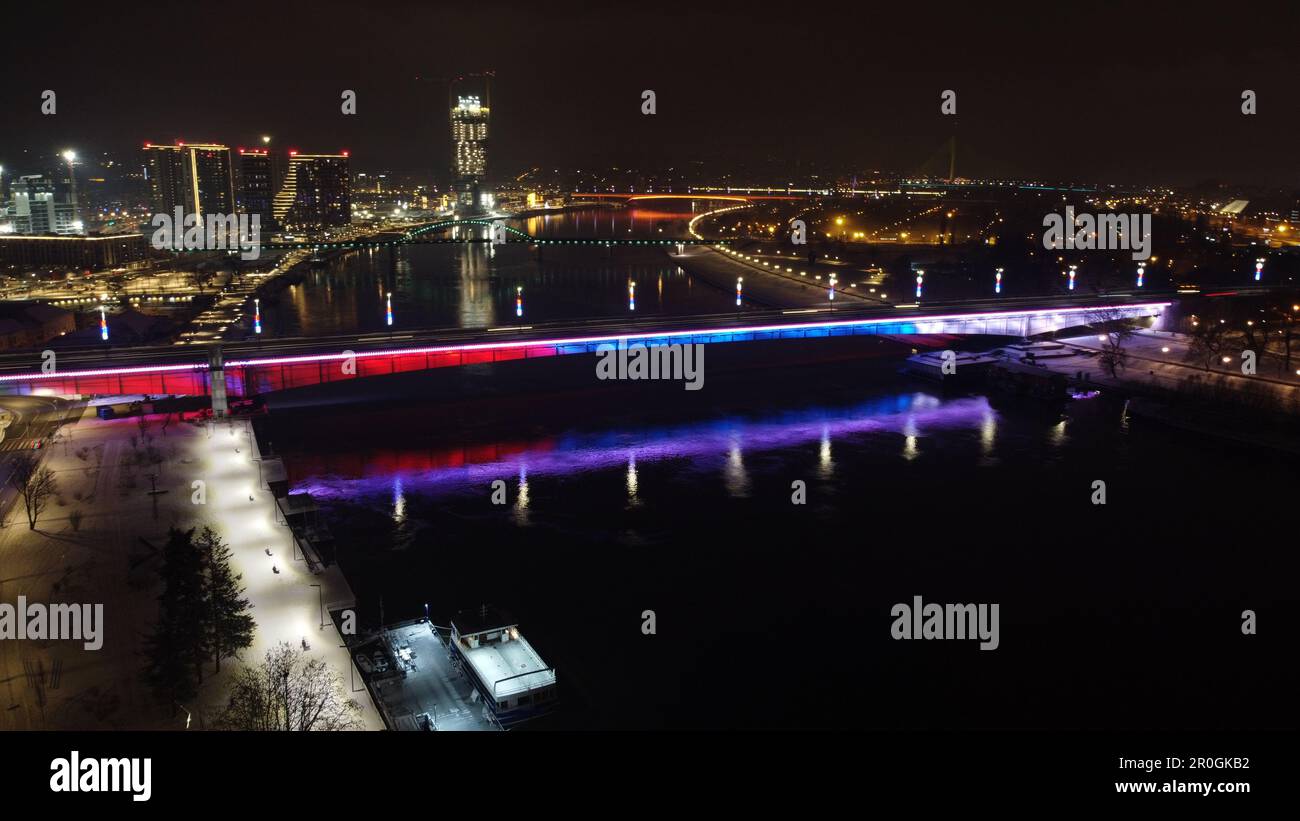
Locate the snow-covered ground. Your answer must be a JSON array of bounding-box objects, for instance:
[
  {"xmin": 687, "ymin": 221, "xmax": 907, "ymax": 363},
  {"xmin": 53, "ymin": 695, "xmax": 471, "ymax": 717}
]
[
  {"xmin": 1053, "ymin": 329, "xmax": 1300, "ymax": 403},
  {"xmin": 0, "ymin": 409, "xmax": 381, "ymax": 730}
]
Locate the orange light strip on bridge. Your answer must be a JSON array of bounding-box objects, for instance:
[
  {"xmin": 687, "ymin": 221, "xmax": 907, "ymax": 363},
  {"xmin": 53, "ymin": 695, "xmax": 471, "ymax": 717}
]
[{"xmin": 570, "ymin": 193, "xmax": 799, "ymax": 202}]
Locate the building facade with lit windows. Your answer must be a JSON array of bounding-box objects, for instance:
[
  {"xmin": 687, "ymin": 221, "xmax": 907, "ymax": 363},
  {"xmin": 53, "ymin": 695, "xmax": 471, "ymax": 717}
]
[
  {"xmin": 143, "ymin": 142, "xmax": 235, "ymax": 220},
  {"xmin": 237, "ymin": 148, "xmax": 278, "ymax": 229},
  {"xmin": 271, "ymin": 152, "xmax": 351, "ymax": 230},
  {"xmin": 0, "ymin": 233, "xmax": 148, "ymax": 269},
  {"xmin": 3, "ymin": 174, "xmax": 82, "ymax": 235}
]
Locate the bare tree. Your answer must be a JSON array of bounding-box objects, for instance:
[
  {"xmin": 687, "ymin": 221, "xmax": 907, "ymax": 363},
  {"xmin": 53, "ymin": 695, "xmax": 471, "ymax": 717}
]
[
  {"xmin": 1185, "ymin": 315, "xmax": 1228, "ymax": 372},
  {"xmin": 1267, "ymin": 303, "xmax": 1299, "ymax": 377},
  {"xmin": 9, "ymin": 452, "xmax": 59, "ymax": 530},
  {"xmin": 1087, "ymin": 308, "xmax": 1139, "ymax": 378},
  {"xmin": 215, "ymin": 642, "xmax": 362, "ymax": 731}
]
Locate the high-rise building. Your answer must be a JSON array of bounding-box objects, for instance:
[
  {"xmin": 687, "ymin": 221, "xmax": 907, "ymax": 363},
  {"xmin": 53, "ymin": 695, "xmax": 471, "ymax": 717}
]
[
  {"xmin": 237, "ymin": 148, "xmax": 277, "ymax": 229},
  {"xmin": 450, "ymin": 74, "xmax": 491, "ymax": 214},
  {"xmin": 5, "ymin": 174, "xmax": 81, "ymax": 234},
  {"xmin": 272, "ymin": 152, "xmax": 351, "ymax": 230},
  {"xmin": 143, "ymin": 144, "xmax": 187, "ymax": 217},
  {"xmin": 143, "ymin": 142, "xmax": 235, "ymax": 220}
]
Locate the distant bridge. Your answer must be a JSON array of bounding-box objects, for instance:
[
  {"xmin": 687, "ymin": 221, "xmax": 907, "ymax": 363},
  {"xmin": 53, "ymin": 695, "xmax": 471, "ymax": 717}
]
[
  {"xmin": 570, "ymin": 192, "xmax": 804, "ymax": 203},
  {"xmin": 259, "ymin": 218, "xmax": 729, "ymax": 252}
]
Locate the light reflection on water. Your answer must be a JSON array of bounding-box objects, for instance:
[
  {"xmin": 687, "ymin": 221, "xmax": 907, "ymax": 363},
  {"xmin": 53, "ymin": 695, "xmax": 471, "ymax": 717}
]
[
  {"xmin": 297, "ymin": 391, "xmax": 998, "ymax": 506},
  {"xmin": 262, "ymin": 206, "xmax": 740, "ymax": 337}
]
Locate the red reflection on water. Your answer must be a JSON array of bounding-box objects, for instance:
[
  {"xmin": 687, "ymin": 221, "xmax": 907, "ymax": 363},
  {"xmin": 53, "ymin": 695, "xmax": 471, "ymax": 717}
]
[{"xmin": 284, "ymin": 437, "xmax": 553, "ymax": 484}]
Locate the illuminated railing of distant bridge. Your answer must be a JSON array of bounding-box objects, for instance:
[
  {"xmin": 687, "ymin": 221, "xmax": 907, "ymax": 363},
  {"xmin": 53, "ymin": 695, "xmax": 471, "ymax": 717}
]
[{"xmin": 257, "ymin": 218, "xmax": 737, "ymax": 252}]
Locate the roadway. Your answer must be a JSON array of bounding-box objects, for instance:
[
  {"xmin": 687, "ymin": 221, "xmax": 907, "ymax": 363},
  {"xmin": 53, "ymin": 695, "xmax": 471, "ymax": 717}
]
[{"xmin": 0, "ymin": 395, "xmax": 84, "ymax": 528}]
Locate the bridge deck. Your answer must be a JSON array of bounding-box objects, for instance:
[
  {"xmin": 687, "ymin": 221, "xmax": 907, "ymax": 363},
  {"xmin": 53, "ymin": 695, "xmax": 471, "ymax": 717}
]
[{"xmin": 0, "ymin": 297, "xmax": 1171, "ymax": 399}]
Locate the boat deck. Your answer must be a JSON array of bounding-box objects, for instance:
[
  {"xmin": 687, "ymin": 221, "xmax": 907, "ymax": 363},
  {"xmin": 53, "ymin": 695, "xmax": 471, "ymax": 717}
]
[{"xmin": 462, "ymin": 635, "xmax": 556, "ymax": 697}]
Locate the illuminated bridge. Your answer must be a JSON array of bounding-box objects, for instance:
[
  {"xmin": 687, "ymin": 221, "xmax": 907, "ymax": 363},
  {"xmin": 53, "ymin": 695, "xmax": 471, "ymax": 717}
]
[
  {"xmin": 259, "ymin": 218, "xmax": 733, "ymax": 253},
  {"xmin": 569, "ymin": 192, "xmax": 805, "ymax": 203},
  {"xmin": 0, "ymin": 299, "xmax": 1170, "ymax": 400}
]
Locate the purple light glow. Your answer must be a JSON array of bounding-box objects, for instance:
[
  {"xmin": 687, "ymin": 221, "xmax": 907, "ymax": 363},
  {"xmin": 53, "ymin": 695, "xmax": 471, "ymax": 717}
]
[{"xmin": 293, "ymin": 393, "xmax": 997, "ymax": 501}]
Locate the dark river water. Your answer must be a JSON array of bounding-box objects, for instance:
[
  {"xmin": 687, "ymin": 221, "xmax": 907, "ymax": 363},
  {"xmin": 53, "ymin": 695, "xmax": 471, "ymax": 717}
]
[
  {"xmin": 263, "ymin": 345, "xmax": 1300, "ymax": 731},
  {"xmin": 258, "ymin": 204, "xmax": 741, "ymax": 337}
]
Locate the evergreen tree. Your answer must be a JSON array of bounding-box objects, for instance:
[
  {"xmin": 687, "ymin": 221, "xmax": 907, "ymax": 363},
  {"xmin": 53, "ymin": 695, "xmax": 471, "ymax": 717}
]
[
  {"xmin": 197, "ymin": 526, "xmax": 256, "ymax": 673},
  {"xmin": 143, "ymin": 527, "xmax": 210, "ymax": 707}
]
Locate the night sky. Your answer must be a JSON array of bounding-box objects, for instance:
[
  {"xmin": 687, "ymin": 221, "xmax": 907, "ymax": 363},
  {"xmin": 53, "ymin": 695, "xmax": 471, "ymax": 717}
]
[{"xmin": 3, "ymin": 0, "xmax": 1298, "ymax": 186}]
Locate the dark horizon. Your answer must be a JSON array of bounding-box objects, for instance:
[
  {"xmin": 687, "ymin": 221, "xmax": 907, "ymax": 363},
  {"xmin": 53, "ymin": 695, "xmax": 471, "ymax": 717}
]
[{"xmin": 3, "ymin": 1, "xmax": 1298, "ymax": 188}]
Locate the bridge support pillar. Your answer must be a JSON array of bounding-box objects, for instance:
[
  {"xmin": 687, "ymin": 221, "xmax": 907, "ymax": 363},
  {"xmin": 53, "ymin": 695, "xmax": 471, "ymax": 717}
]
[{"xmin": 208, "ymin": 346, "xmax": 228, "ymax": 418}]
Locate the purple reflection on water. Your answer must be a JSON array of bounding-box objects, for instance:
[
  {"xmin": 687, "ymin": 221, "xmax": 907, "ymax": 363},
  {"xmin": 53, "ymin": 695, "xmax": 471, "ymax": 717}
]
[{"xmin": 296, "ymin": 392, "xmax": 996, "ymax": 502}]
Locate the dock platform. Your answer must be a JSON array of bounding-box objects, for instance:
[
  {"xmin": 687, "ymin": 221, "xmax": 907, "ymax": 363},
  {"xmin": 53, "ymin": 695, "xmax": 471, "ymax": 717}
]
[{"xmin": 352, "ymin": 620, "xmax": 502, "ymax": 731}]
